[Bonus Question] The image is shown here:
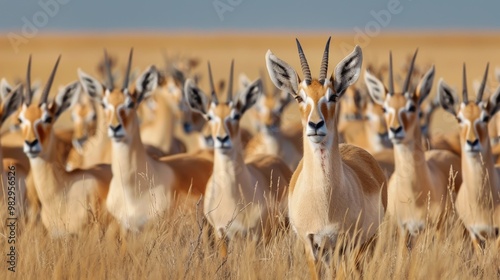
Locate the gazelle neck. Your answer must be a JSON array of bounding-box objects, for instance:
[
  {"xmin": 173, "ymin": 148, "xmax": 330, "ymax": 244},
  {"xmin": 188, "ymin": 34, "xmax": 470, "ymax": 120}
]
[
  {"xmin": 462, "ymin": 139, "xmax": 500, "ymax": 193},
  {"xmin": 144, "ymin": 95, "xmax": 175, "ymax": 153},
  {"xmin": 212, "ymin": 132, "xmax": 251, "ymax": 186},
  {"xmin": 392, "ymin": 122, "xmax": 432, "ymax": 187},
  {"xmin": 29, "ymin": 132, "xmax": 66, "ymax": 199},
  {"xmin": 111, "ymin": 114, "xmax": 148, "ymax": 180},
  {"xmin": 302, "ymin": 117, "xmax": 344, "ymax": 189}
]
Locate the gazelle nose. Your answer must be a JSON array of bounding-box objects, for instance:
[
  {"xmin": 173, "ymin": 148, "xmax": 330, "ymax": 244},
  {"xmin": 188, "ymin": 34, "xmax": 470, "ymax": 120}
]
[
  {"xmin": 466, "ymin": 139, "xmax": 479, "ymax": 147},
  {"xmin": 109, "ymin": 124, "xmax": 122, "ymax": 132},
  {"xmin": 216, "ymin": 135, "xmax": 229, "ymax": 143},
  {"xmin": 25, "ymin": 139, "xmax": 39, "ymax": 147},
  {"xmin": 308, "ymin": 121, "xmax": 324, "ymax": 130},
  {"xmin": 390, "ymin": 126, "xmax": 402, "ymax": 134}
]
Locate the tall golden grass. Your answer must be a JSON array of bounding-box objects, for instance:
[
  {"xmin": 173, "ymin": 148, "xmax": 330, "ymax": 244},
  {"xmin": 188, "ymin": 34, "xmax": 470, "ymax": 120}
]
[{"xmin": 1, "ymin": 185, "xmax": 499, "ymax": 280}]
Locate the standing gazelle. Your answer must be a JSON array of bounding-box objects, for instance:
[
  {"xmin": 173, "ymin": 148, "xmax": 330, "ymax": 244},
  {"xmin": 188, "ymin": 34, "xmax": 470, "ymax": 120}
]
[
  {"xmin": 185, "ymin": 61, "xmax": 291, "ymax": 257},
  {"xmin": 266, "ymin": 38, "xmax": 387, "ymax": 278},
  {"xmin": 364, "ymin": 51, "xmax": 462, "ymax": 247},
  {"xmin": 18, "ymin": 56, "xmax": 112, "ymax": 237},
  {"xmin": 438, "ymin": 64, "xmax": 500, "ymax": 251},
  {"xmin": 78, "ymin": 49, "xmax": 212, "ymax": 232}
]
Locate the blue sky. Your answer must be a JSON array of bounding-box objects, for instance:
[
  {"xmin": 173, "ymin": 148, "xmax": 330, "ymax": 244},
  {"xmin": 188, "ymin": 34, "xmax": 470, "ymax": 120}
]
[{"xmin": 0, "ymin": 0, "xmax": 499, "ymax": 32}]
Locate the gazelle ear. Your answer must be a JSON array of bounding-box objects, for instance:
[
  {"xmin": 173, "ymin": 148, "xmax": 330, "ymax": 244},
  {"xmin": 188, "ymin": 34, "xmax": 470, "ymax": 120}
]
[
  {"xmin": 333, "ymin": 45, "xmax": 363, "ymax": 96},
  {"xmin": 437, "ymin": 78, "xmax": 459, "ymax": 116},
  {"xmin": 236, "ymin": 78, "xmax": 262, "ymax": 115},
  {"xmin": 364, "ymin": 70, "xmax": 386, "ymax": 105},
  {"xmin": 135, "ymin": 65, "xmax": 159, "ymax": 104},
  {"xmin": 1, "ymin": 84, "xmax": 23, "ymax": 123},
  {"xmin": 495, "ymin": 67, "xmax": 500, "ymax": 83},
  {"xmin": 54, "ymin": 81, "xmax": 81, "ymax": 118},
  {"xmin": 488, "ymin": 85, "xmax": 500, "ymax": 116},
  {"xmin": 239, "ymin": 73, "xmax": 251, "ymax": 92},
  {"xmin": 416, "ymin": 65, "xmax": 435, "ymax": 105},
  {"xmin": 0, "ymin": 78, "xmax": 12, "ymax": 100},
  {"xmin": 78, "ymin": 69, "xmax": 104, "ymax": 100},
  {"xmin": 184, "ymin": 78, "xmax": 209, "ymax": 116},
  {"xmin": 265, "ymin": 50, "xmax": 300, "ymax": 98}
]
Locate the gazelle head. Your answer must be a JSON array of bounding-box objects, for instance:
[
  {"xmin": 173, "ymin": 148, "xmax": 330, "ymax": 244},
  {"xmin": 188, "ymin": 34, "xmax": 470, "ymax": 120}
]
[
  {"xmin": 438, "ymin": 63, "xmax": 500, "ymax": 154},
  {"xmin": 0, "ymin": 80, "xmax": 23, "ymax": 130},
  {"xmin": 340, "ymin": 85, "xmax": 364, "ymax": 122},
  {"xmin": 18, "ymin": 56, "xmax": 81, "ymax": 158},
  {"xmin": 364, "ymin": 98, "xmax": 389, "ymax": 141},
  {"xmin": 249, "ymin": 72, "xmax": 292, "ymax": 133},
  {"xmin": 185, "ymin": 61, "xmax": 262, "ymax": 152},
  {"xmin": 266, "ymin": 37, "xmax": 363, "ymax": 146},
  {"xmin": 364, "ymin": 50, "xmax": 435, "ymax": 145},
  {"xmin": 78, "ymin": 49, "xmax": 159, "ymax": 143},
  {"xmin": 69, "ymin": 90, "xmax": 97, "ymax": 151}
]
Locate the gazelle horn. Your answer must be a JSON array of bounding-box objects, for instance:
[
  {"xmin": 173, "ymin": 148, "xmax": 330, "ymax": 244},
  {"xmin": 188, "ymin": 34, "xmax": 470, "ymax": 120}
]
[
  {"xmin": 25, "ymin": 55, "xmax": 33, "ymax": 106},
  {"xmin": 296, "ymin": 39, "xmax": 312, "ymax": 85},
  {"xmin": 39, "ymin": 55, "xmax": 61, "ymax": 105},
  {"xmin": 462, "ymin": 63, "xmax": 468, "ymax": 104},
  {"xmin": 207, "ymin": 61, "xmax": 218, "ymax": 104},
  {"xmin": 388, "ymin": 51, "xmax": 394, "ymax": 95},
  {"xmin": 402, "ymin": 49, "xmax": 418, "ymax": 94},
  {"xmin": 318, "ymin": 36, "xmax": 331, "ymax": 84},
  {"xmin": 122, "ymin": 48, "xmax": 133, "ymax": 91},
  {"xmin": 227, "ymin": 60, "xmax": 234, "ymax": 103},
  {"xmin": 476, "ymin": 62, "xmax": 489, "ymax": 103},
  {"xmin": 103, "ymin": 49, "xmax": 115, "ymax": 91}
]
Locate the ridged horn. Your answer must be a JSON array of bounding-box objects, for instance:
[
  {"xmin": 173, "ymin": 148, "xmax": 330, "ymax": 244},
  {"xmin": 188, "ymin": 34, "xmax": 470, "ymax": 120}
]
[
  {"xmin": 103, "ymin": 49, "xmax": 114, "ymax": 90},
  {"xmin": 388, "ymin": 52, "xmax": 394, "ymax": 95},
  {"xmin": 26, "ymin": 55, "xmax": 33, "ymax": 106},
  {"xmin": 476, "ymin": 62, "xmax": 489, "ymax": 103},
  {"xmin": 207, "ymin": 61, "xmax": 218, "ymax": 104},
  {"xmin": 122, "ymin": 48, "xmax": 133, "ymax": 91},
  {"xmin": 318, "ymin": 36, "xmax": 331, "ymax": 84},
  {"xmin": 402, "ymin": 49, "xmax": 418, "ymax": 94},
  {"xmin": 39, "ymin": 55, "xmax": 61, "ymax": 105},
  {"xmin": 296, "ymin": 38, "xmax": 312, "ymax": 85},
  {"xmin": 462, "ymin": 63, "xmax": 468, "ymax": 104},
  {"xmin": 227, "ymin": 60, "xmax": 234, "ymax": 103}
]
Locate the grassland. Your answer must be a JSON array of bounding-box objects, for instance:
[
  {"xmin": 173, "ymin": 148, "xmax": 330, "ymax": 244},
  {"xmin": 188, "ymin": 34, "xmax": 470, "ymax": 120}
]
[{"xmin": 0, "ymin": 33, "xmax": 500, "ymax": 279}]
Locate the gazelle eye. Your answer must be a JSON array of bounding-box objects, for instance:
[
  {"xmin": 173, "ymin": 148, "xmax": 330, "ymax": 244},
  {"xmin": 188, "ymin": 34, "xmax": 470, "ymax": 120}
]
[
  {"xmin": 127, "ymin": 101, "xmax": 135, "ymax": 109},
  {"xmin": 328, "ymin": 94, "xmax": 338, "ymax": 103},
  {"xmin": 294, "ymin": 96, "xmax": 303, "ymax": 103},
  {"xmin": 407, "ymin": 105, "xmax": 416, "ymax": 112},
  {"xmin": 44, "ymin": 116, "xmax": 53, "ymax": 123},
  {"xmin": 382, "ymin": 107, "xmax": 387, "ymax": 113},
  {"xmin": 206, "ymin": 115, "xmax": 213, "ymax": 121},
  {"xmin": 482, "ymin": 115, "xmax": 490, "ymax": 122},
  {"xmin": 233, "ymin": 114, "xmax": 240, "ymax": 121},
  {"xmin": 17, "ymin": 117, "xmax": 23, "ymax": 124}
]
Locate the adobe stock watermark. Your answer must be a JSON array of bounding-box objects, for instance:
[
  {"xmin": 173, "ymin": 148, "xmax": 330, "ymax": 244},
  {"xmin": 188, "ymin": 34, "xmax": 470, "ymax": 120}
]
[
  {"xmin": 213, "ymin": 0, "xmax": 244, "ymax": 22},
  {"xmin": 7, "ymin": 0, "xmax": 72, "ymax": 54},
  {"xmin": 339, "ymin": 0, "xmax": 409, "ymax": 55}
]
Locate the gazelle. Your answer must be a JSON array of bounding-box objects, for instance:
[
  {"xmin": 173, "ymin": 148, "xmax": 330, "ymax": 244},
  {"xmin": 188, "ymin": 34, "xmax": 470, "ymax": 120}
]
[
  {"xmin": 185, "ymin": 61, "xmax": 291, "ymax": 257},
  {"xmin": 78, "ymin": 49, "xmax": 212, "ymax": 232},
  {"xmin": 364, "ymin": 51, "xmax": 462, "ymax": 247},
  {"xmin": 266, "ymin": 38, "xmax": 387, "ymax": 278},
  {"xmin": 0, "ymin": 83, "xmax": 31, "ymax": 218},
  {"xmin": 338, "ymin": 85, "xmax": 393, "ymax": 154},
  {"xmin": 438, "ymin": 63, "xmax": 500, "ymax": 251},
  {"xmin": 244, "ymin": 74, "xmax": 302, "ymax": 170},
  {"xmin": 18, "ymin": 56, "xmax": 112, "ymax": 237}
]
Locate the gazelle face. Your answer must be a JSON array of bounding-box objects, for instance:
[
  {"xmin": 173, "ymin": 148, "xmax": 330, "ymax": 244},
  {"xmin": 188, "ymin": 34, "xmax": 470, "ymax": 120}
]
[
  {"xmin": 266, "ymin": 38, "xmax": 363, "ymax": 147},
  {"xmin": 78, "ymin": 50, "xmax": 158, "ymax": 144},
  {"xmin": 18, "ymin": 56, "xmax": 81, "ymax": 159},
  {"xmin": 364, "ymin": 101, "xmax": 389, "ymax": 139},
  {"xmin": 70, "ymin": 94, "xmax": 96, "ymax": 149},
  {"xmin": 365, "ymin": 51, "xmax": 435, "ymax": 145},
  {"xmin": 253, "ymin": 89, "xmax": 290, "ymax": 132},
  {"xmin": 438, "ymin": 64, "xmax": 500, "ymax": 154},
  {"xmin": 185, "ymin": 61, "xmax": 261, "ymax": 152},
  {"xmin": 340, "ymin": 86, "xmax": 363, "ymax": 121}
]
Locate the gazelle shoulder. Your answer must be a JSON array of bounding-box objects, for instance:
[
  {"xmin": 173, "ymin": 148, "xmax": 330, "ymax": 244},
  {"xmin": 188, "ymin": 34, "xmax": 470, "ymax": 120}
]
[{"xmin": 339, "ymin": 144, "xmax": 387, "ymax": 206}]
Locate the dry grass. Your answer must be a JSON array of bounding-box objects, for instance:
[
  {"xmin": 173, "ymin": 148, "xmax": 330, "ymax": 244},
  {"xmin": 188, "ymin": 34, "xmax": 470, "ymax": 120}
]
[{"xmin": 0, "ymin": 193, "xmax": 499, "ymax": 280}]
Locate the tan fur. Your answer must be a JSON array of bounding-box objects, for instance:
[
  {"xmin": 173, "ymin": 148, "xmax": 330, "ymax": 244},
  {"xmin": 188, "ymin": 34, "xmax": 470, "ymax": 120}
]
[
  {"xmin": 448, "ymin": 102, "xmax": 500, "ymax": 249},
  {"xmin": 18, "ymin": 103, "xmax": 112, "ymax": 237},
  {"xmin": 100, "ymin": 86, "xmax": 211, "ymax": 232}
]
